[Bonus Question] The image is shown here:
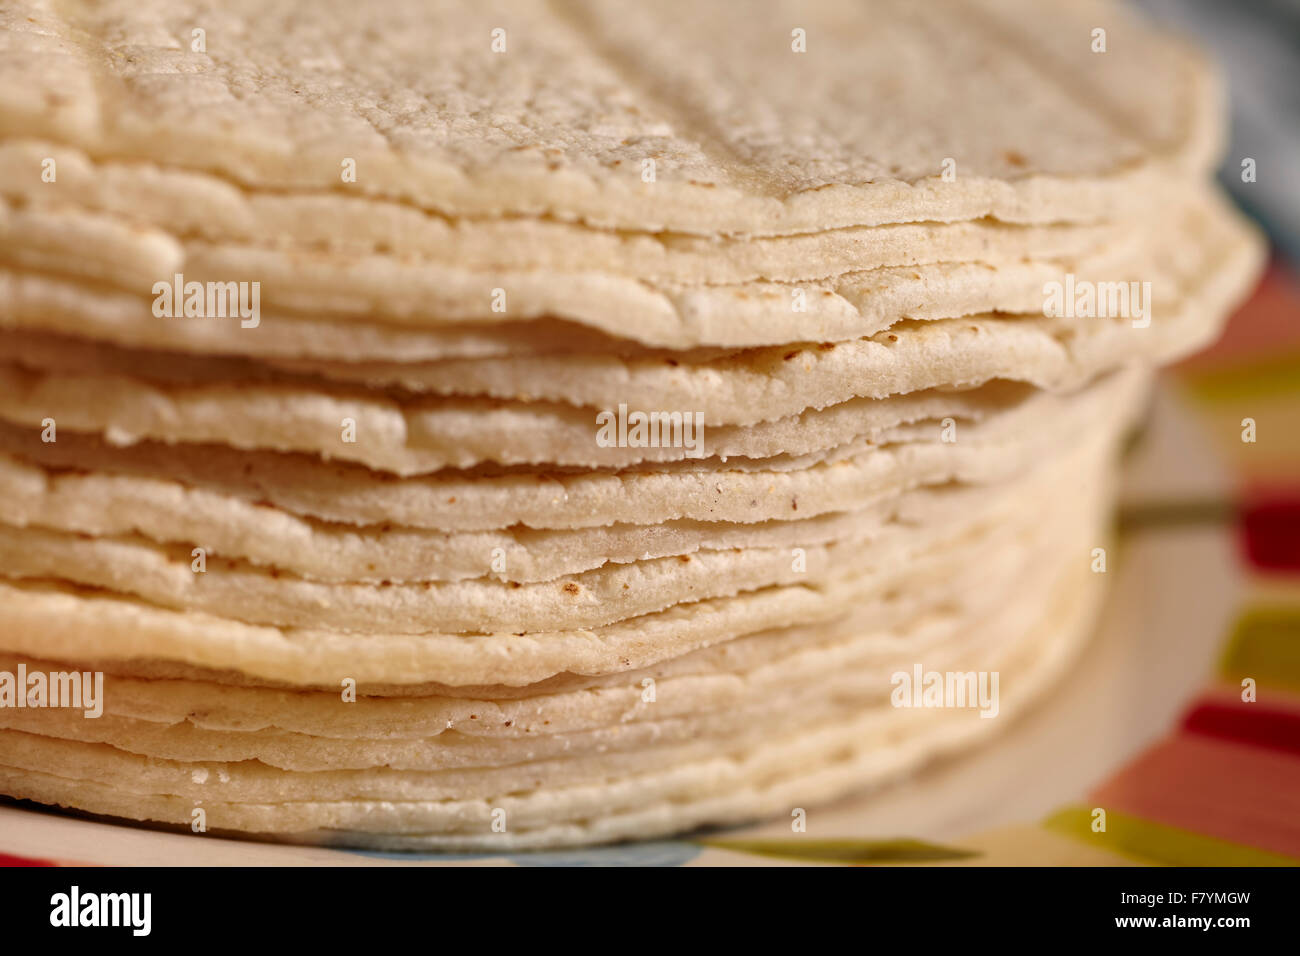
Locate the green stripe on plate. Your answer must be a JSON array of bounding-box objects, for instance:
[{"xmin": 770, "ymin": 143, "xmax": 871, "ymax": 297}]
[
  {"xmin": 1043, "ymin": 806, "xmax": 1298, "ymax": 867},
  {"xmin": 698, "ymin": 837, "xmax": 978, "ymax": 864},
  {"xmin": 1116, "ymin": 499, "xmax": 1234, "ymax": 532}
]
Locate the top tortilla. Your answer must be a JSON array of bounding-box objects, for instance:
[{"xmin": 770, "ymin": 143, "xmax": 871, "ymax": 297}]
[{"xmin": 1, "ymin": 0, "xmax": 1218, "ymax": 236}]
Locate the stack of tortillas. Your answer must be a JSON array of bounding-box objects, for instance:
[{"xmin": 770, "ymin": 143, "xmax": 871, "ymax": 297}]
[{"xmin": 0, "ymin": 0, "xmax": 1263, "ymax": 850}]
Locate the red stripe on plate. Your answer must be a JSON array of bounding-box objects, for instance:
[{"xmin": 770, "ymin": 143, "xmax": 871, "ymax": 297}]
[
  {"xmin": 1090, "ymin": 733, "xmax": 1300, "ymax": 859},
  {"xmin": 0, "ymin": 852, "xmax": 54, "ymax": 867},
  {"xmin": 1183, "ymin": 699, "xmax": 1300, "ymax": 757},
  {"xmin": 1239, "ymin": 495, "xmax": 1300, "ymax": 572}
]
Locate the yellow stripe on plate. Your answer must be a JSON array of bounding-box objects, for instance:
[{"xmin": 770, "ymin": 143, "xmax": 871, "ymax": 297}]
[
  {"xmin": 1044, "ymin": 806, "xmax": 1298, "ymax": 867},
  {"xmin": 1220, "ymin": 606, "xmax": 1300, "ymax": 694},
  {"xmin": 1180, "ymin": 350, "xmax": 1300, "ymax": 404}
]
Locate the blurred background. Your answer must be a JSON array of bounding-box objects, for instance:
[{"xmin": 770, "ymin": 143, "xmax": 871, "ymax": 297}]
[{"xmin": 1136, "ymin": 0, "xmax": 1300, "ymax": 262}]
